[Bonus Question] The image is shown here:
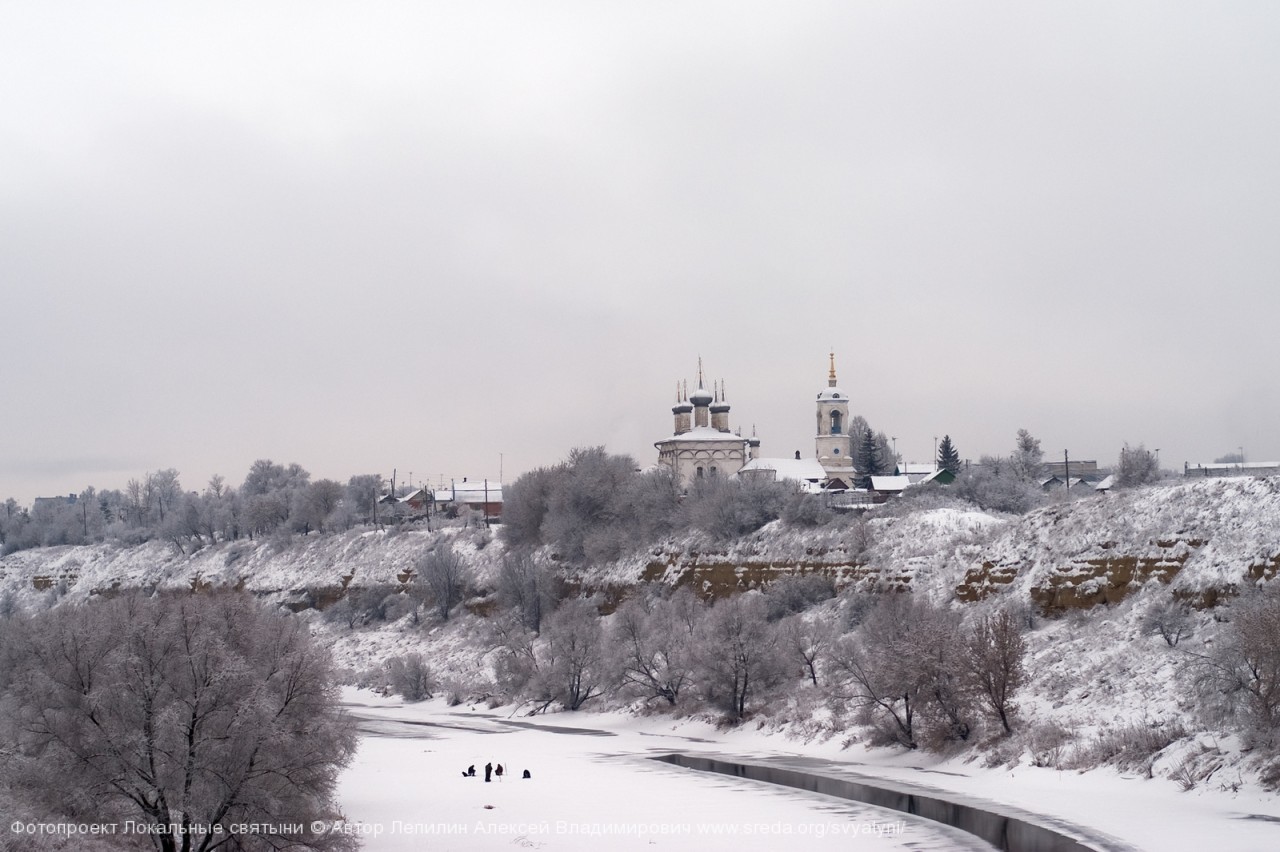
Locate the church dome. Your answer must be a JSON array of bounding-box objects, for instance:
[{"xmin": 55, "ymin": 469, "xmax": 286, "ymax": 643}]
[
  {"xmin": 689, "ymin": 385, "xmax": 714, "ymax": 406},
  {"xmin": 817, "ymin": 387, "xmax": 846, "ymax": 401}
]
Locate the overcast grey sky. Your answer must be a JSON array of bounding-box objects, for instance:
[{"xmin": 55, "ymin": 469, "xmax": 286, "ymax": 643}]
[{"xmin": 3, "ymin": 1, "xmax": 1278, "ymax": 503}]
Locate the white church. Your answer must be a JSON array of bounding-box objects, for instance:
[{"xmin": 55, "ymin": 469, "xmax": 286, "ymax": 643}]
[{"xmin": 655, "ymin": 355, "xmax": 858, "ymax": 492}]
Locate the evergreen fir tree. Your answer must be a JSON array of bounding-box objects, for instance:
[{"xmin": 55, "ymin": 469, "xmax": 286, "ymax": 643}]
[
  {"xmin": 937, "ymin": 435, "xmax": 960, "ymax": 474},
  {"xmin": 858, "ymin": 429, "xmax": 883, "ymax": 488}
]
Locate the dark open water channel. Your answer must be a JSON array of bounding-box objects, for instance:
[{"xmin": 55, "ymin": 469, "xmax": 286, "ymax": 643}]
[{"xmin": 654, "ymin": 753, "xmax": 1132, "ymax": 852}]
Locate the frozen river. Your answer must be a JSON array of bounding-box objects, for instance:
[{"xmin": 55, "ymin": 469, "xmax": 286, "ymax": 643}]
[{"xmin": 334, "ymin": 695, "xmax": 993, "ymax": 851}]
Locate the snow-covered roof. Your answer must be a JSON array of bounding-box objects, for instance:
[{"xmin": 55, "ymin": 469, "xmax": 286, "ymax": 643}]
[
  {"xmin": 1043, "ymin": 476, "xmax": 1092, "ymax": 489},
  {"xmin": 655, "ymin": 427, "xmax": 748, "ymax": 444},
  {"xmin": 898, "ymin": 463, "xmax": 936, "ymax": 475},
  {"xmin": 739, "ymin": 457, "xmax": 827, "ymax": 483},
  {"xmin": 1095, "ymin": 474, "xmax": 1116, "ymax": 491},
  {"xmin": 433, "ymin": 482, "xmax": 503, "ymax": 503},
  {"xmin": 816, "ymin": 386, "xmax": 847, "ymax": 401},
  {"xmin": 870, "ymin": 475, "xmax": 911, "ymax": 492}
]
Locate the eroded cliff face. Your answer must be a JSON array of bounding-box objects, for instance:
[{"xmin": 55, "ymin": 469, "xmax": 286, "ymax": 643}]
[
  {"xmin": 5, "ymin": 478, "xmax": 1280, "ymax": 618},
  {"xmin": 632, "ymin": 479, "xmax": 1280, "ymax": 614},
  {"xmin": 957, "ymin": 541, "xmax": 1200, "ymax": 613},
  {"xmin": 958, "ymin": 477, "xmax": 1280, "ymax": 614}
]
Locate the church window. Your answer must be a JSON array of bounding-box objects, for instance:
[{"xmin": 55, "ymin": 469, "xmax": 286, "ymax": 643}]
[
  {"xmin": 830, "ymin": 410, "xmax": 842, "ymax": 434},
  {"xmin": 696, "ymin": 466, "xmax": 704, "ymax": 478},
  {"xmin": 833, "ymin": 448, "xmax": 840, "ymax": 455},
  {"xmin": 710, "ymin": 466, "xmax": 718, "ymax": 476}
]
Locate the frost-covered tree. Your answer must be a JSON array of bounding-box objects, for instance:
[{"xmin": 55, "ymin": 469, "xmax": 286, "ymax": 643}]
[
  {"xmin": 385, "ymin": 653, "xmax": 435, "ymax": 702},
  {"xmin": 343, "ymin": 474, "xmax": 380, "ymax": 519},
  {"xmin": 693, "ymin": 594, "xmax": 784, "ymax": 721},
  {"xmin": 1141, "ymin": 597, "xmax": 1194, "ymax": 647},
  {"xmin": 542, "ymin": 598, "xmax": 607, "ymax": 711},
  {"xmin": 781, "ymin": 491, "xmax": 835, "ymax": 527},
  {"xmin": 0, "ymin": 497, "xmax": 26, "ymax": 551},
  {"xmin": 777, "ymin": 613, "xmax": 838, "ymax": 686},
  {"xmin": 418, "ymin": 545, "xmax": 473, "ymax": 621},
  {"xmin": 953, "ymin": 456, "xmax": 1043, "ymax": 514},
  {"xmin": 0, "ymin": 593, "xmax": 357, "ymax": 852},
  {"xmin": 1116, "ymin": 443, "xmax": 1161, "ymax": 488},
  {"xmin": 159, "ymin": 490, "xmax": 206, "ymax": 554},
  {"xmin": 1196, "ymin": 588, "xmax": 1280, "ymax": 745},
  {"xmin": 500, "ymin": 465, "xmax": 558, "ymax": 549},
  {"xmin": 542, "ymin": 447, "xmax": 639, "ymax": 563},
  {"xmin": 964, "ymin": 608, "xmax": 1026, "ymax": 734},
  {"xmin": 244, "ymin": 491, "xmax": 290, "ymax": 538},
  {"xmin": 610, "ymin": 594, "xmax": 695, "ymax": 705},
  {"xmin": 294, "ymin": 479, "xmax": 345, "ymax": 534},
  {"xmin": 501, "ymin": 447, "xmax": 642, "ymax": 563},
  {"xmin": 684, "ymin": 476, "xmax": 791, "ymax": 541},
  {"xmin": 497, "ymin": 553, "xmax": 560, "ymax": 633},
  {"xmin": 830, "ymin": 595, "xmax": 974, "ymax": 748},
  {"xmin": 1009, "ymin": 429, "xmax": 1044, "ymax": 482},
  {"xmin": 147, "ymin": 468, "xmax": 183, "ymax": 524},
  {"xmin": 613, "ymin": 467, "xmax": 682, "ymax": 549}
]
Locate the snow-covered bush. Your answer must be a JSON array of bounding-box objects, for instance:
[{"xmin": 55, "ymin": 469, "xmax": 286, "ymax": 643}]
[
  {"xmin": 763, "ymin": 572, "xmax": 837, "ymax": 621},
  {"xmin": 385, "ymin": 653, "xmax": 436, "ymax": 702},
  {"xmin": 1069, "ymin": 720, "xmax": 1189, "ymax": 774},
  {"xmin": 1194, "ymin": 587, "xmax": 1280, "ymax": 748}
]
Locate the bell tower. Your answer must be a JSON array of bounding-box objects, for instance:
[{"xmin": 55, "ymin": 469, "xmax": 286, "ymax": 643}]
[{"xmin": 815, "ymin": 352, "xmax": 856, "ymax": 488}]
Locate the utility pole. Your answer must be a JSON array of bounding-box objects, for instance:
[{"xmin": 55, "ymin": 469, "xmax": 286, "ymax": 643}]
[{"xmin": 1064, "ymin": 449, "xmax": 1071, "ymax": 499}]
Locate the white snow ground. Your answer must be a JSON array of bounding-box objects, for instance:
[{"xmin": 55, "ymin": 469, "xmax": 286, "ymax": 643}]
[{"xmin": 337, "ymin": 690, "xmax": 1280, "ymax": 852}]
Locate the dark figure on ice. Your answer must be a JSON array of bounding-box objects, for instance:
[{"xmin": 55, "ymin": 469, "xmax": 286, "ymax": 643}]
[
  {"xmin": 522, "ymin": 769, "xmax": 531, "ymax": 779},
  {"xmin": 465, "ymin": 765, "xmax": 476, "ymax": 777},
  {"xmin": 484, "ymin": 762, "xmax": 493, "ymax": 782},
  {"xmin": 495, "ymin": 764, "xmax": 504, "ymax": 780}
]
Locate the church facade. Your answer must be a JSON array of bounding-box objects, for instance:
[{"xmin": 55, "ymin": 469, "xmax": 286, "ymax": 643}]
[
  {"xmin": 657, "ymin": 355, "xmax": 857, "ymax": 491},
  {"xmin": 653, "ymin": 361, "xmax": 757, "ymax": 488}
]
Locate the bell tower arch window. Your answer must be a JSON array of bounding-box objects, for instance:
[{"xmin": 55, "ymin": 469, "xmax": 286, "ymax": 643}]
[{"xmin": 830, "ymin": 410, "xmax": 842, "ymax": 435}]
